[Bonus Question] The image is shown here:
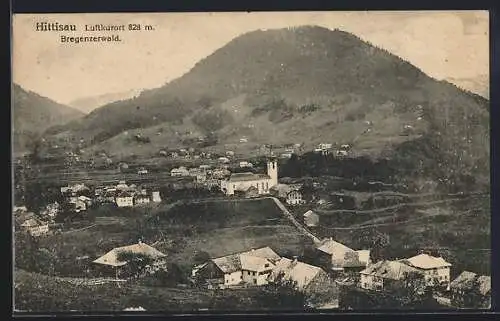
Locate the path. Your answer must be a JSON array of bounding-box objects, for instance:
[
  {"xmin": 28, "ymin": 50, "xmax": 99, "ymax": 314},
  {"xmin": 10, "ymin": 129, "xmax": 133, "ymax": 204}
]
[{"xmin": 267, "ymin": 196, "xmax": 321, "ymax": 244}]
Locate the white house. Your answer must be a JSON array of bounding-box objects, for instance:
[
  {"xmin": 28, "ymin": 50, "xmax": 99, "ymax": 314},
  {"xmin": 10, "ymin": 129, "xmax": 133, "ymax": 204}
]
[
  {"xmin": 116, "ymin": 192, "xmax": 134, "ymax": 207},
  {"xmin": 29, "ymin": 224, "xmax": 50, "ymax": 237},
  {"xmin": 303, "ymin": 210, "xmax": 319, "ymax": 227},
  {"xmin": 316, "ymin": 238, "xmax": 371, "ymax": 271},
  {"xmin": 286, "ymin": 190, "xmax": 306, "ymax": 206},
  {"xmin": 360, "ymin": 260, "xmax": 422, "ymax": 292},
  {"xmin": 134, "ymin": 194, "xmax": 150, "ymax": 205},
  {"xmin": 194, "ymin": 247, "xmax": 281, "ymax": 288},
  {"xmin": 151, "ymin": 191, "xmax": 162, "ymax": 203},
  {"xmin": 239, "ymin": 161, "xmax": 253, "ymax": 168},
  {"xmin": 221, "ymin": 160, "xmax": 278, "ymax": 196},
  {"xmin": 401, "ymin": 253, "xmax": 452, "ymax": 290}
]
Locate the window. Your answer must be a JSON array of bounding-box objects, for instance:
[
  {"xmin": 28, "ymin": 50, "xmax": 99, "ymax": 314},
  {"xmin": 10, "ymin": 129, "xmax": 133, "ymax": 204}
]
[
  {"xmin": 266, "ymin": 182, "xmax": 268, "ymax": 189},
  {"xmin": 265, "ymin": 263, "xmax": 269, "ymax": 268},
  {"xmin": 254, "ymin": 279, "xmax": 257, "ymax": 284}
]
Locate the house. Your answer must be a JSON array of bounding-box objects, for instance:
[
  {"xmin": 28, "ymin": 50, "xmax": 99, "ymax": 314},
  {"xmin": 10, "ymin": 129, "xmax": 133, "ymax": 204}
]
[
  {"xmin": 239, "ymin": 138, "xmax": 248, "ymax": 143},
  {"xmin": 359, "ymin": 260, "xmax": 423, "ymax": 292},
  {"xmin": 193, "ymin": 247, "xmax": 281, "ymax": 288},
  {"xmin": 239, "ymin": 161, "xmax": 252, "ymax": 168},
  {"xmin": 60, "ymin": 183, "xmax": 89, "ymax": 195},
  {"xmin": 68, "ymin": 198, "xmax": 87, "ymax": 212},
  {"xmin": 134, "ymin": 194, "xmax": 151, "ymax": 205},
  {"xmin": 116, "ymin": 180, "xmax": 131, "ymax": 191},
  {"xmin": 269, "ymin": 257, "xmax": 339, "ymax": 309},
  {"xmin": 170, "ymin": 167, "xmax": 189, "ymax": 177},
  {"xmin": 221, "ymin": 160, "xmax": 278, "ymax": 196},
  {"xmin": 271, "ymin": 183, "xmax": 302, "ymax": 199},
  {"xmin": 29, "ymin": 223, "xmax": 50, "ymax": 237},
  {"xmin": 92, "ymin": 241, "xmax": 167, "ymax": 278},
  {"xmin": 20, "ymin": 218, "xmax": 40, "ymax": 229},
  {"xmin": 303, "ymin": 210, "xmax": 319, "ymax": 227},
  {"xmin": 450, "ymin": 271, "xmax": 491, "ymax": 309},
  {"xmin": 78, "ymin": 195, "xmax": 92, "ymax": 206},
  {"xmin": 13, "ymin": 205, "xmax": 28, "ymax": 213},
  {"xmin": 116, "ymin": 192, "xmax": 134, "ymax": 207},
  {"xmin": 137, "ymin": 168, "xmax": 148, "ymax": 175},
  {"xmin": 286, "ymin": 190, "xmax": 306, "ymax": 206},
  {"xmin": 225, "ymin": 151, "xmax": 235, "ymax": 157},
  {"xmin": 401, "ymin": 253, "xmax": 452, "ymax": 290},
  {"xmin": 280, "ymin": 153, "xmax": 293, "ymax": 159},
  {"xmin": 151, "ymin": 191, "xmax": 162, "ymax": 203},
  {"xmin": 316, "ymin": 238, "xmax": 371, "ymax": 272},
  {"xmin": 218, "ymin": 157, "xmax": 231, "ymax": 164},
  {"xmin": 40, "ymin": 202, "xmax": 60, "ymax": 218},
  {"xmin": 318, "ymin": 143, "xmax": 332, "ymax": 150}
]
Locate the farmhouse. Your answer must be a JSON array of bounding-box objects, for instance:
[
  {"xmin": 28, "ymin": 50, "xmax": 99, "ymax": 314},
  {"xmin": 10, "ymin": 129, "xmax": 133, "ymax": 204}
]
[
  {"xmin": 303, "ymin": 210, "xmax": 319, "ymax": 227},
  {"xmin": 270, "ymin": 257, "xmax": 339, "ymax": 309},
  {"xmin": 401, "ymin": 253, "xmax": 452, "ymax": 290},
  {"xmin": 450, "ymin": 271, "xmax": 491, "ymax": 309},
  {"xmin": 221, "ymin": 160, "xmax": 278, "ymax": 196},
  {"xmin": 116, "ymin": 192, "xmax": 134, "ymax": 207},
  {"xmin": 92, "ymin": 241, "xmax": 167, "ymax": 278},
  {"xmin": 134, "ymin": 194, "xmax": 150, "ymax": 205},
  {"xmin": 316, "ymin": 238, "xmax": 371, "ymax": 272},
  {"xmin": 286, "ymin": 190, "xmax": 306, "ymax": 206},
  {"xmin": 359, "ymin": 260, "xmax": 423, "ymax": 292},
  {"xmin": 194, "ymin": 247, "xmax": 281, "ymax": 288}
]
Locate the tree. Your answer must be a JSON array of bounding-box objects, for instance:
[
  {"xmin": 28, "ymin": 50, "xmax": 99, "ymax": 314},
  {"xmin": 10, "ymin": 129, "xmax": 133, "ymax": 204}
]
[{"xmin": 193, "ymin": 251, "xmax": 211, "ymax": 265}]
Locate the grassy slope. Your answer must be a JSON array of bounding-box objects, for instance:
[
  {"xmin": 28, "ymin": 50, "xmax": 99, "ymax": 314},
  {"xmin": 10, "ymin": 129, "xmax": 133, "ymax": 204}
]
[
  {"xmin": 43, "ymin": 26, "xmax": 488, "ymax": 183},
  {"xmin": 311, "ymin": 195, "xmax": 490, "ymax": 276},
  {"xmin": 30, "ymin": 199, "xmax": 312, "ymax": 277}
]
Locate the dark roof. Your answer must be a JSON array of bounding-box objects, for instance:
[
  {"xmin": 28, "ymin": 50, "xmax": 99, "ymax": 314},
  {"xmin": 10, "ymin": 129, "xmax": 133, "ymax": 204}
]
[{"xmin": 228, "ymin": 172, "xmax": 270, "ymax": 182}]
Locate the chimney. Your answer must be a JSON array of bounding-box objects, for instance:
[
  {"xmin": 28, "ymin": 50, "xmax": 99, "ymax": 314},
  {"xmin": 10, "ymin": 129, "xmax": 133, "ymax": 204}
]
[
  {"xmin": 329, "ymin": 237, "xmax": 333, "ymax": 241},
  {"xmin": 251, "ymin": 248, "xmax": 255, "ymax": 252},
  {"xmin": 292, "ymin": 256, "xmax": 298, "ymax": 263},
  {"xmin": 138, "ymin": 238, "xmax": 142, "ymax": 245}
]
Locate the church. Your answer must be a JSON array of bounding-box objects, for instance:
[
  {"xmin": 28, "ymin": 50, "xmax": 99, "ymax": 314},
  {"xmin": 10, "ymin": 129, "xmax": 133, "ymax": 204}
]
[{"xmin": 221, "ymin": 160, "xmax": 278, "ymax": 196}]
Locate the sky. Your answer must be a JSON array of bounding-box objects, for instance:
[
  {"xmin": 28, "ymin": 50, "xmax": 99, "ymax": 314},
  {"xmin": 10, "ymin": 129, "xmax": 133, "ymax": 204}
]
[{"xmin": 12, "ymin": 11, "xmax": 489, "ymax": 105}]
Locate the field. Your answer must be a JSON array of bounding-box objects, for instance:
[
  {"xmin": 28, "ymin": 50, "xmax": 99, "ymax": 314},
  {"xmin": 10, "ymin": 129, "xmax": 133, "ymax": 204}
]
[
  {"xmin": 307, "ymin": 194, "xmax": 491, "ymax": 277},
  {"xmin": 14, "ymin": 269, "xmax": 303, "ymax": 312},
  {"xmin": 20, "ymin": 198, "xmax": 313, "ymax": 278}
]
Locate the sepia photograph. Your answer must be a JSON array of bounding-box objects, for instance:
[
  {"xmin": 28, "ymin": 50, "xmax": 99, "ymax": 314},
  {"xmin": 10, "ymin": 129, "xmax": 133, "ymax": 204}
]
[{"xmin": 11, "ymin": 11, "xmax": 490, "ymax": 313}]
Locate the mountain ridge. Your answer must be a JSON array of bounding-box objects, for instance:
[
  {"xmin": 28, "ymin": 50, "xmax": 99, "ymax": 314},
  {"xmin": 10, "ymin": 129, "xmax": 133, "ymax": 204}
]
[
  {"xmin": 41, "ymin": 25, "xmax": 489, "ymax": 187},
  {"xmin": 12, "ymin": 83, "xmax": 84, "ymax": 154}
]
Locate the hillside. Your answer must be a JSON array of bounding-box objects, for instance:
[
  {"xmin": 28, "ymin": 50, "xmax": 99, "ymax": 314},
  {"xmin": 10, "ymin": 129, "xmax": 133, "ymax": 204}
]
[
  {"xmin": 68, "ymin": 89, "xmax": 142, "ymax": 114},
  {"xmin": 44, "ymin": 26, "xmax": 489, "ymax": 186},
  {"xmin": 12, "ymin": 84, "xmax": 84, "ymax": 154},
  {"xmin": 445, "ymin": 74, "xmax": 489, "ymax": 99}
]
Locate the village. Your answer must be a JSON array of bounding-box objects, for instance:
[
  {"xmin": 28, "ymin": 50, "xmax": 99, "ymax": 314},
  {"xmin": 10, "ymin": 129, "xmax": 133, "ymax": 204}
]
[{"xmin": 13, "ymin": 141, "xmax": 491, "ymax": 311}]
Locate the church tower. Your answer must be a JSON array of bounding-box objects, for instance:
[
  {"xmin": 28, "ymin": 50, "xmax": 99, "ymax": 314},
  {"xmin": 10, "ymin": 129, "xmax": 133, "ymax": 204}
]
[{"xmin": 267, "ymin": 159, "xmax": 278, "ymax": 187}]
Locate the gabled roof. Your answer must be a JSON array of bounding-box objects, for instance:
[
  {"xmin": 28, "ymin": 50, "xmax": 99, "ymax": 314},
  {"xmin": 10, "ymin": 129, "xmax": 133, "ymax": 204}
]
[
  {"xmin": 20, "ymin": 218, "xmax": 39, "ymax": 227},
  {"xmin": 404, "ymin": 253, "xmax": 451, "ymax": 269},
  {"xmin": 92, "ymin": 242, "xmax": 166, "ymax": 267},
  {"xmin": 228, "ymin": 172, "xmax": 270, "ymax": 182},
  {"xmin": 212, "ymin": 253, "xmax": 241, "ymax": 273},
  {"xmin": 242, "ymin": 246, "xmax": 281, "ymax": 261},
  {"xmin": 240, "ymin": 254, "xmax": 275, "ymax": 272},
  {"xmin": 303, "ymin": 210, "xmax": 317, "ymax": 218},
  {"xmin": 450, "ymin": 271, "xmax": 491, "ymax": 296},
  {"xmin": 271, "ymin": 257, "xmax": 323, "ymax": 290},
  {"xmin": 360, "ymin": 260, "xmax": 420, "ymax": 280},
  {"xmin": 211, "ymin": 247, "xmax": 281, "ymax": 274},
  {"xmin": 317, "ymin": 239, "xmax": 354, "ymax": 256},
  {"xmin": 450, "ymin": 271, "xmax": 477, "ymax": 290},
  {"xmin": 116, "ymin": 191, "xmax": 133, "ymax": 198}
]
